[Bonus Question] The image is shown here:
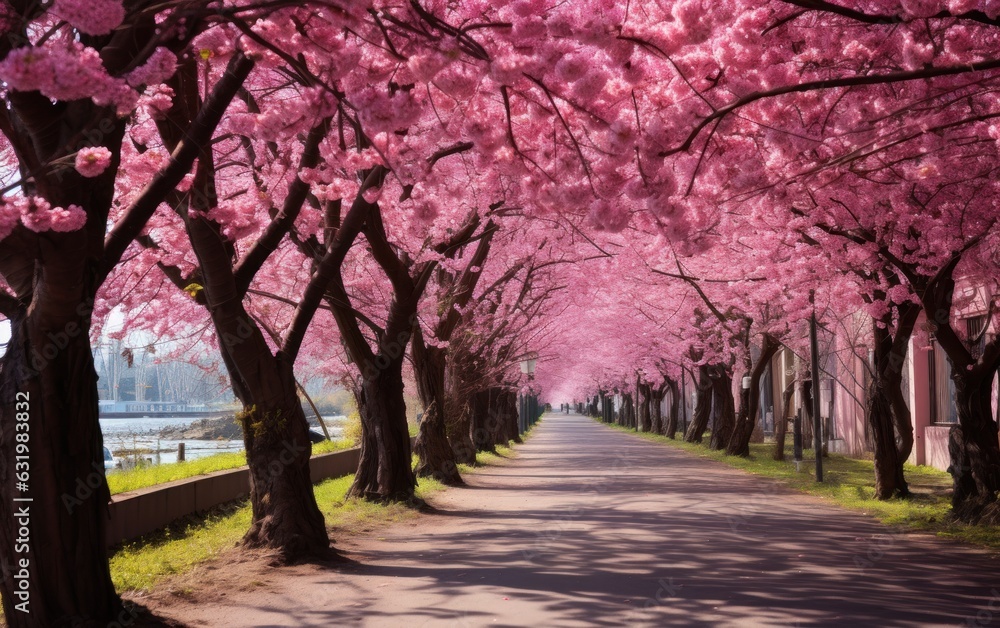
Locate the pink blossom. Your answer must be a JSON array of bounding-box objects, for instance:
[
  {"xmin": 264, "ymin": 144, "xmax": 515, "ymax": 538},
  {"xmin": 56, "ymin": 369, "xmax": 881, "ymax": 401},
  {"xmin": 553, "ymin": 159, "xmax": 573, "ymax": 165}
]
[
  {"xmin": 18, "ymin": 197, "xmax": 87, "ymax": 233},
  {"xmin": 126, "ymin": 47, "xmax": 178, "ymax": 87},
  {"xmin": 75, "ymin": 147, "xmax": 113, "ymax": 178},
  {"xmin": 0, "ymin": 41, "xmax": 137, "ymax": 114},
  {"xmin": 0, "ymin": 199, "xmax": 18, "ymax": 241},
  {"xmin": 50, "ymin": 0, "xmax": 124, "ymax": 36}
]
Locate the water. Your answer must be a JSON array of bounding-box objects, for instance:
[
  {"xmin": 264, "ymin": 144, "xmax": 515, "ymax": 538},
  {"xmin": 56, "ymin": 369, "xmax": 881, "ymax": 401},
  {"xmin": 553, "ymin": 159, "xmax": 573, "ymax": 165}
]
[{"xmin": 101, "ymin": 415, "xmax": 348, "ymax": 467}]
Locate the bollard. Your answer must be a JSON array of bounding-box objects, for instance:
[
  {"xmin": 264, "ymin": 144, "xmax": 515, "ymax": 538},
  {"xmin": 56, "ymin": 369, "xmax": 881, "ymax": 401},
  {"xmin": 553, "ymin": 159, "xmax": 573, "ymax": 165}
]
[{"xmin": 178, "ymin": 442, "xmax": 186, "ymax": 462}]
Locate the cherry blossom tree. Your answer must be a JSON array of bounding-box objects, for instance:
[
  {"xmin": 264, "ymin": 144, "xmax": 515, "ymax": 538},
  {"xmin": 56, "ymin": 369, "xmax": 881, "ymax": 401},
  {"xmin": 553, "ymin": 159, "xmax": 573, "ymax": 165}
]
[{"xmin": 0, "ymin": 2, "xmax": 265, "ymax": 622}]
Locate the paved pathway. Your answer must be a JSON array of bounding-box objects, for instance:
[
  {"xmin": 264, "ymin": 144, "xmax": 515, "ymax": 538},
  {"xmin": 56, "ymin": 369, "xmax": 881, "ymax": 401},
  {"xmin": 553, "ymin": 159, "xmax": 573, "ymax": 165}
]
[{"xmin": 155, "ymin": 414, "xmax": 1000, "ymax": 627}]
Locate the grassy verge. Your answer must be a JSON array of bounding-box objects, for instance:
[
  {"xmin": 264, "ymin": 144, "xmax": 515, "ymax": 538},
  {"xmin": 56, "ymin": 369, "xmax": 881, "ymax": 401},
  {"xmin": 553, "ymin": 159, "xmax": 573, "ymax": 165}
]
[
  {"xmin": 107, "ymin": 439, "xmax": 355, "ymax": 495},
  {"xmin": 599, "ymin": 420, "xmax": 1000, "ymax": 550},
  {"xmin": 110, "ymin": 472, "xmax": 447, "ymax": 593}
]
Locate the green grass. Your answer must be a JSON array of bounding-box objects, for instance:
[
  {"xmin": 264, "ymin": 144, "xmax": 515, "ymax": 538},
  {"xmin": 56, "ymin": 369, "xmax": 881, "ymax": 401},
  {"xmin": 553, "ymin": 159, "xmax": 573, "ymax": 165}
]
[
  {"xmin": 106, "ymin": 439, "xmax": 355, "ymax": 495},
  {"xmin": 110, "ymin": 471, "xmax": 447, "ymax": 593},
  {"xmin": 599, "ymin": 420, "xmax": 1000, "ymax": 550}
]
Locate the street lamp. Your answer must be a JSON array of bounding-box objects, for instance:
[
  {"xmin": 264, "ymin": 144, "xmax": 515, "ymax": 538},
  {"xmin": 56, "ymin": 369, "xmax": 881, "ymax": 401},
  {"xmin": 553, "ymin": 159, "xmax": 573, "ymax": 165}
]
[{"xmin": 520, "ymin": 352, "xmax": 538, "ymax": 379}]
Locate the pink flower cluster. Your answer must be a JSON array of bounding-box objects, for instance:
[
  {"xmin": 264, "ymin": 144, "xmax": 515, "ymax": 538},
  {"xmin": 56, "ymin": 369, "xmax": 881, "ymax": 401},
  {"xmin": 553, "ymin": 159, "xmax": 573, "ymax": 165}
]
[
  {"xmin": 0, "ymin": 41, "xmax": 137, "ymax": 114},
  {"xmin": 0, "ymin": 199, "xmax": 18, "ymax": 241},
  {"xmin": 15, "ymin": 197, "xmax": 87, "ymax": 233},
  {"xmin": 75, "ymin": 146, "xmax": 113, "ymax": 178},
  {"xmin": 50, "ymin": 0, "xmax": 124, "ymax": 36},
  {"xmin": 126, "ymin": 47, "xmax": 178, "ymax": 87}
]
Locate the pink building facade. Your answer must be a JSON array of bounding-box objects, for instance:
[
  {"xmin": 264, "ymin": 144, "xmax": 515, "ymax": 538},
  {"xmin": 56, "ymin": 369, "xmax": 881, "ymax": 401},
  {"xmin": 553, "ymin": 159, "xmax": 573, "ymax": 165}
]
[{"xmin": 774, "ymin": 283, "xmax": 996, "ymax": 473}]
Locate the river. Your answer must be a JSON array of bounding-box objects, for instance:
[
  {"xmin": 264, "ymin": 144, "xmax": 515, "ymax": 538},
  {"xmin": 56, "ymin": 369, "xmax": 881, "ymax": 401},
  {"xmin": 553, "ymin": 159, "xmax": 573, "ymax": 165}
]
[{"xmin": 100, "ymin": 415, "xmax": 349, "ymax": 466}]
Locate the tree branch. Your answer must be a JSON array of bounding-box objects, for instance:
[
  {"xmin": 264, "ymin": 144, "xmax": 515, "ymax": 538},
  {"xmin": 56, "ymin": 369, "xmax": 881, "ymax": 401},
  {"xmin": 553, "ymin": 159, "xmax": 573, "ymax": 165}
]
[
  {"xmin": 233, "ymin": 118, "xmax": 330, "ymax": 295},
  {"xmin": 663, "ymin": 58, "xmax": 1000, "ymax": 157},
  {"xmin": 102, "ymin": 52, "xmax": 255, "ymax": 280},
  {"xmin": 781, "ymin": 0, "xmax": 1000, "ymax": 27},
  {"xmin": 282, "ymin": 166, "xmax": 387, "ymax": 361}
]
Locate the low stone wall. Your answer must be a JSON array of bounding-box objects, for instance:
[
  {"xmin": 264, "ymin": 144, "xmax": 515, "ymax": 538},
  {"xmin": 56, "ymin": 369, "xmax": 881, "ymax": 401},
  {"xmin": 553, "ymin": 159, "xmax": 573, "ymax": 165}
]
[{"xmin": 106, "ymin": 440, "xmax": 409, "ymax": 547}]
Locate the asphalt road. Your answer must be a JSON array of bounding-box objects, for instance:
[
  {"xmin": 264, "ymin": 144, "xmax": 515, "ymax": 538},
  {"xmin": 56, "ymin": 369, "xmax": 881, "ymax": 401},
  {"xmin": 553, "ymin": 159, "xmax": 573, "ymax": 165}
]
[{"xmin": 153, "ymin": 413, "xmax": 1000, "ymax": 627}]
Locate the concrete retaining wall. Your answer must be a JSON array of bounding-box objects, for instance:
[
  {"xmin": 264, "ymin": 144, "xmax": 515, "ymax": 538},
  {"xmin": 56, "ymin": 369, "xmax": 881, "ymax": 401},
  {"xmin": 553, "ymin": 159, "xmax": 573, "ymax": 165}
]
[{"xmin": 106, "ymin": 439, "xmax": 411, "ymax": 547}]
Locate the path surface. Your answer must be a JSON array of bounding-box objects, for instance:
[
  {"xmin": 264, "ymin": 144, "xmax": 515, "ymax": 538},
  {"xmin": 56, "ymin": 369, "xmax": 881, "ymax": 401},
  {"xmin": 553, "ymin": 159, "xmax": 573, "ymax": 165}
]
[{"xmin": 149, "ymin": 414, "xmax": 1000, "ymax": 627}]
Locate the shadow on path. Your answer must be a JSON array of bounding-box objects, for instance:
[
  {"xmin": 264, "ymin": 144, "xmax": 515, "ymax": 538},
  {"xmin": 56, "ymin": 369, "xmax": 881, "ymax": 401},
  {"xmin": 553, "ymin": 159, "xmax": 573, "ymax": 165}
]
[{"xmin": 155, "ymin": 414, "xmax": 1000, "ymax": 627}]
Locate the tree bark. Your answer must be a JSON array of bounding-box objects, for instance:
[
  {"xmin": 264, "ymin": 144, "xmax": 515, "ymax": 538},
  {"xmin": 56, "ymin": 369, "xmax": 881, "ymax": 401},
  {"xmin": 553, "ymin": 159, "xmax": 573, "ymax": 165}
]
[
  {"xmin": 620, "ymin": 392, "xmax": 634, "ymax": 427},
  {"xmin": 664, "ymin": 377, "xmax": 680, "ymax": 438},
  {"xmin": 865, "ymin": 315, "xmax": 915, "ymax": 499},
  {"xmin": 917, "ymin": 266, "xmax": 1000, "ymax": 522},
  {"xmin": 947, "ymin": 368, "xmax": 1000, "ymax": 523},
  {"xmin": 444, "ymin": 360, "xmax": 477, "ymax": 465},
  {"xmin": 708, "ymin": 366, "xmax": 736, "ymax": 451},
  {"xmin": 638, "ymin": 383, "xmax": 652, "ymax": 432},
  {"xmin": 488, "ymin": 389, "xmax": 511, "ymax": 447},
  {"xmin": 801, "ymin": 379, "xmax": 814, "ymax": 450},
  {"xmin": 501, "ymin": 390, "xmax": 522, "ymax": 444},
  {"xmin": 471, "ymin": 389, "xmax": 499, "ymax": 453},
  {"xmin": 727, "ymin": 335, "xmax": 780, "ymax": 456},
  {"xmin": 349, "ymin": 356, "xmax": 417, "ymax": 502},
  {"xmin": 237, "ymin": 358, "xmax": 329, "ymax": 559},
  {"xmin": 449, "ymin": 404, "xmax": 478, "ymax": 465},
  {"xmin": 773, "ymin": 379, "xmax": 796, "ymax": 461},
  {"xmin": 412, "ymin": 330, "xmax": 462, "ymax": 485},
  {"xmin": 685, "ymin": 365, "xmax": 713, "ymax": 443},
  {"xmin": 1, "ymin": 305, "xmax": 125, "ymax": 626},
  {"xmin": 650, "ymin": 386, "xmax": 665, "ymax": 435}
]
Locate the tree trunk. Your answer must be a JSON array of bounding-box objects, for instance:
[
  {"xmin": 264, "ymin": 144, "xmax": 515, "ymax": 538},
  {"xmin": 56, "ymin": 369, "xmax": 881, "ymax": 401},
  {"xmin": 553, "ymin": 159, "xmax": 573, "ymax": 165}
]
[
  {"xmin": 0, "ymin": 306, "xmax": 124, "ymax": 625},
  {"xmin": 685, "ymin": 365, "xmax": 713, "ymax": 443},
  {"xmin": 664, "ymin": 377, "xmax": 680, "ymax": 438},
  {"xmin": 349, "ymin": 357, "xmax": 416, "ymax": 502},
  {"xmin": 727, "ymin": 336, "xmax": 780, "ymax": 456},
  {"xmin": 638, "ymin": 384, "xmax": 652, "ymax": 432},
  {"xmin": 445, "ymin": 361, "xmax": 477, "ymax": 465},
  {"xmin": 471, "ymin": 389, "xmax": 499, "ymax": 453},
  {"xmin": 708, "ymin": 366, "xmax": 735, "ymax": 451},
  {"xmin": 620, "ymin": 393, "xmax": 633, "ymax": 427},
  {"xmin": 948, "ymin": 368, "xmax": 1000, "ymax": 523},
  {"xmin": 187, "ymin": 208, "xmax": 329, "ymax": 559},
  {"xmin": 501, "ymin": 390, "xmax": 522, "ymax": 444},
  {"xmin": 489, "ymin": 389, "xmax": 509, "ymax": 446},
  {"xmin": 449, "ymin": 402, "xmax": 477, "ymax": 465},
  {"xmin": 773, "ymin": 379, "xmax": 795, "ymax": 461},
  {"xmin": 651, "ymin": 387, "xmax": 664, "ymax": 435},
  {"xmin": 412, "ymin": 333, "xmax": 462, "ymax": 485},
  {"xmin": 866, "ymin": 379, "xmax": 908, "ymax": 499},
  {"xmin": 238, "ymin": 360, "xmax": 330, "ymax": 559},
  {"xmin": 866, "ymin": 319, "xmax": 912, "ymax": 499}
]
